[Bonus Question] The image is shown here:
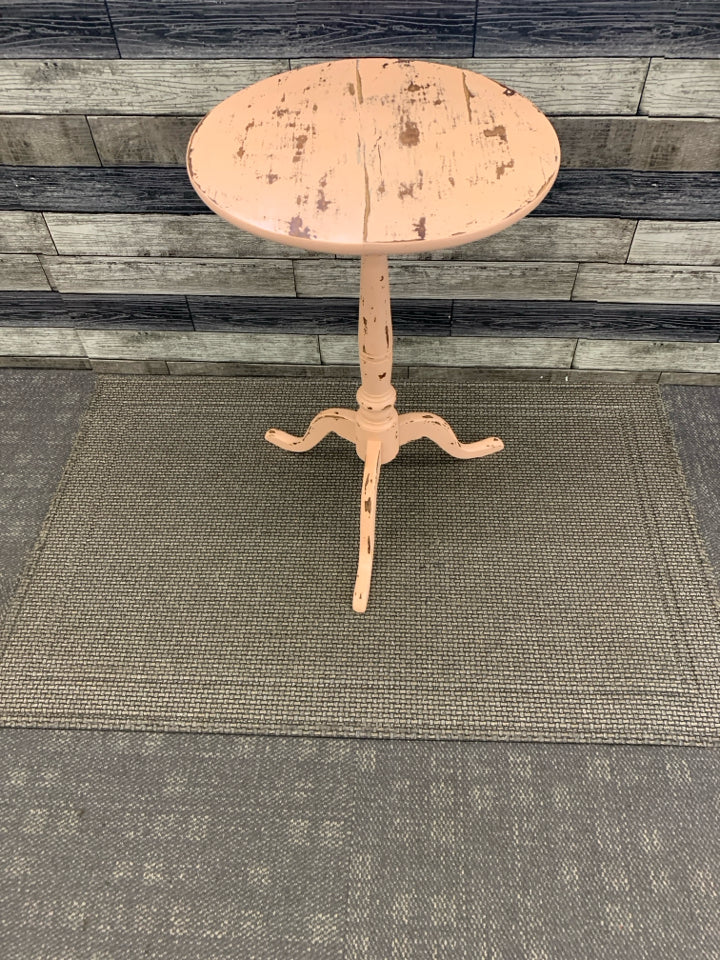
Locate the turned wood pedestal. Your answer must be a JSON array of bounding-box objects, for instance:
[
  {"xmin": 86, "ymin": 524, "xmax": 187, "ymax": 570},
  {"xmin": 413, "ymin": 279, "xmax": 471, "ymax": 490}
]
[{"xmin": 186, "ymin": 57, "xmax": 560, "ymax": 612}]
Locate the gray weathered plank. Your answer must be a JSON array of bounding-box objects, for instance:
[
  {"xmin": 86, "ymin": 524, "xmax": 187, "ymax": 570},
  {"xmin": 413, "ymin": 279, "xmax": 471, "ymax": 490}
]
[
  {"xmin": 0, "ymin": 1, "xmax": 118, "ymax": 58},
  {"xmin": 552, "ymin": 117, "xmax": 720, "ymax": 171},
  {"xmin": 90, "ymin": 359, "xmax": 170, "ymax": 374},
  {"xmin": 39, "ymin": 256, "xmax": 296, "ymax": 296},
  {"xmin": 628, "ymin": 222, "xmax": 720, "ymax": 266},
  {"xmin": 573, "ymin": 264, "xmax": 720, "ymax": 305},
  {"xmin": 386, "ymin": 218, "xmax": 634, "ymax": 264},
  {"xmin": 88, "ymin": 115, "xmax": 201, "ymax": 165},
  {"xmin": 295, "ymin": 260, "xmax": 578, "ymax": 300},
  {"xmin": 0, "ymin": 115, "xmax": 100, "ymax": 165},
  {"xmin": 77, "ymin": 330, "xmax": 320, "ymax": 363},
  {"xmin": 0, "ymin": 326, "xmax": 84, "ymax": 357},
  {"xmin": 43, "ymin": 214, "xmax": 330, "ymax": 258},
  {"xmin": 0, "ymin": 212, "xmax": 55, "ymax": 253},
  {"xmin": 292, "ymin": 57, "xmax": 649, "ymax": 115},
  {"xmin": 0, "ymin": 254, "xmax": 51, "ymax": 290},
  {"xmin": 574, "ymin": 339, "xmax": 720, "ymax": 372},
  {"xmin": 320, "ymin": 334, "xmax": 575, "ymax": 367},
  {"xmin": 640, "ymin": 59, "xmax": 720, "ymax": 118},
  {"xmin": 0, "ymin": 59, "xmax": 287, "ymax": 114}
]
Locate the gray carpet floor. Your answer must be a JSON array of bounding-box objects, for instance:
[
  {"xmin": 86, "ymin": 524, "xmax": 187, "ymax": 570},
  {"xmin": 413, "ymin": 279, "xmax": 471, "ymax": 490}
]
[{"xmin": 1, "ymin": 370, "xmax": 719, "ymax": 959}]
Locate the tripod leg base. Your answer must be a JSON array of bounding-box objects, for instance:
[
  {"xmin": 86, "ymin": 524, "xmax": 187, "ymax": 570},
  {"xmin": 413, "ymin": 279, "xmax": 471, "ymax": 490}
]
[
  {"xmin": 352, "ymin": 438, "xmax": 382, "ymax": 614},
  {"xmin": 398, "ymin": 411, "xmax": 504, "ymax": 459}
]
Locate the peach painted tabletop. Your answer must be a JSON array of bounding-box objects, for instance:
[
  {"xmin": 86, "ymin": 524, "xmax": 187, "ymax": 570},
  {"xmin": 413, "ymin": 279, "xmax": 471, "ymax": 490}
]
[{"xmin": 187, "ymin": 58, "xmax": 561, "ymax": 256}]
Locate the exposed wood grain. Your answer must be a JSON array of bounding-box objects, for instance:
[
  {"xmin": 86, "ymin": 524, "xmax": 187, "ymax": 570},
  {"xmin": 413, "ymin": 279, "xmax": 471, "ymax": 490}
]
[
  {"xmin": 387, "ymin": 218, "xmax": 634, "ymax": 263},
  {"xmin": 0, "ymin": 59, "xmax": 287, "ymax": 114},
  {"xmin": 43, "ymin": 214, "xmax": 331, "ymax": 258},
  {"xmin": 0, "ymin": 326, "xmax": 84, "ymax": 357},
  {"xmin": 320, "ymin": 333, "xmax": 575, "ymax": 367},
  {"xmin": 451, "ymin": 300, "xmax": 720, "ymax": 342},
  {"xmin": 574, "ymin": 339, "xmax": 720, "ymax": 372},
  {"xmin": 187, "ymin": 295, "xmax": 451, "ymax": 335},
  {"xmin": 292, "ymin": 57, "xmax": 649, "ymax": 115},
  {"xmin": 90, "ymin": 359, "xmax": 169, "ymax": 374},
  {"xmin": 0, "ymin": 2, "xmax": 117, "ymax": 57},
  {"xmin": 0, "ymin": 212, "xmax": 55, "ymax": 253},
  {"xmin": 0, "ymin": 255, "xmax": 51, "ymax": 290},
  {"xmin": 296, "ymin": 260, "xmax": 577, "ymax": 300},
  {"xmin": 108, "ymin": 1, "xmax": 475, "ymax": 58},
  {"xmin": 552, "ymin": 118, "xmax": 720, "ymax": 171},
  {"xmin": 0, "ymin": 115, "xmax": 100, "ymax": 165},
  {"xmin": 77, "ymin": 329, "xmax": 320, "ymax": 363},
  {"xmin": 89, "ymin": 116, "xmax": 201, "ymax": 165},
  {"xmin": 39, "ymin": 256, "xmax": 296, "ymax": 296},
  {"xmin": 574, "ymin": 265, "xmax": 720, "ymax": 305},
  {"xmin": 4, "ymin": 167, "xmax": 717, "ymax": 221},
  {"xmin": 629, "ymin": 222, "xmax": 720, "ymax": 266},
  {"xmin": 640, "ymin": 59, "xmax": 720, "ymax": 118},
  {"xmin": 0, "ymin": 292, "xmax": 192, "ymax": 328},
  {"xmin": 659, "ymin": 371, "xmax": 720, "ymax": 385},
  {"xmin": 471, "ymin": 2, "xmax": 719, "ymax": 56},
  {"xmin": 0, "ymin": 355, "xmax": 91, "ymax": 370}
]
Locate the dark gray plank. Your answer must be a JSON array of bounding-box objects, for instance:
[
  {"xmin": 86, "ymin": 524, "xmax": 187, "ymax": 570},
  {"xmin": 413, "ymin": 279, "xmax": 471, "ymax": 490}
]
[
  {"xmin": 472, "ymin": 1, "xmax": 720, "ymax": 56},
  {"xmin": 553, "ymin": 117, "xmax": 720, "ymax": 172},
  {"xmin": 0, "ymin": 292, "xmax": 192, "ymax": 329},
  {"xmin": 3, "ymin": 167, "xmax": 717, "ymax": 221},
  {"xmin": 451, "ymin": 300, "xmax": 720, "ymax": 341},
  {"xmin": 0, "ymin": 115, "xmax": 100, "ymax": 165},
  {"xmin": 89, "ymin": 116, "xmax": 201, "ymax": 166},
  {"xmin": 109, "ymin": 0, "xmax": 475, "ymax": 57},
  {"xmin": 188, "ymin": 296, "xmax": 451, "ymax": 335},
  {"xmin": 540, "ymin": 171, "xmax": 720, "ymax": 221},
  {"xmin": 0, "ymin": 1, "xmax": 118, "ymax": 57}
]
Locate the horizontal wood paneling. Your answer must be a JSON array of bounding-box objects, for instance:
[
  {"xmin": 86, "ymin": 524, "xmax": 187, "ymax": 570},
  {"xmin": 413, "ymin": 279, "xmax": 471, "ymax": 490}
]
[
  {"xmin": 551, "ymin": 118, "xmax": 720, "ymax": 171},
  {"xmin": 629, "ymin": 222, "xmax": 720, "ymax": 266},
  {"xmin": 0, "ymin": 60, "xmax": 287, "ymax": 114},
  {"xmin": 472, "ymin": 2, "xmax": 719, "ymax": 56},
  {"xmin": 82, "ymin": 114, "xmax": 720, "ymax": 171},
  {"xmin": 292, "ymin": 57, "xmax": 649, "ymax": 115},
  {"xmin": 541, "ymin": 171, "xmax": 720, "ymax": 220},
  {"xmin": 43, "ymin": 214, "xmax": 331, "ymax": 258},
  {"xmin": 320, "ymin": 334, "xmax": 576, "ymax": 367},
  {"xmin": 641, "ymin": 59, "xmax": 720, "ymax": 117},
  {"xmin": 5, "ymin": 168, "xmax": 717, "ymax": 221},
  {"xmin": 77, "ymin": 329, "xmax": 321, "ymax": 363},
  {"xmin": 188, "ymin": 296, "xmax": 451, "ymax": 335},
  {"xmin": 387, "ymin": 218, "xmax": 635, "ymax": 263},
  {"xmin": 451, "ymin": 300, "xmax": 720, "ymax": 341},
  {"xmin": 40, "ymin": 256, "xmax": 296, "ymax": 296},
  {"xmin": 573, "ymin": 265, "xmax": 720, "ymax": 305},
  {"xmin": 0, "ymin": 115, "xmax": 100, "ymax": 165},
  {"xmin": 295, "ymin": 260, "xmax": 578, "ymax": 300},
  {"xmin": 0, "ymin": 327, "xmax": 84, "ymax": 357},
  {"xmin": 574, "ymin": 339, "xmax": 720, "ymax": 373},
  {"xmin": 89, "ymin": 116, "xmax": 200, "ymax": 165},
  {"xmin": 0, "ymin": 3, "xmax": 118, "ymax": 58},
  {"xmin": 107, "ymin": 1, "xmax": 476, "ymax": 58},
  {"xmin": 0, "ymin": 292, "xmax": 192, "ymax": 328},
  {"xmin": 0, "ymin": 254, "xmax": 51, "ymax": 290},
  {"xmin": 0, "ymin": 211, "xmax": 54, "ymax": 252}
]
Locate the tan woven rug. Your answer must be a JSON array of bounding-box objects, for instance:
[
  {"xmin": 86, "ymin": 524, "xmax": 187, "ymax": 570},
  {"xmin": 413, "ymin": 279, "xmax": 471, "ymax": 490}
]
[{"xmin": 1, "ymin": 376, "xmax": 719, "ymax": 743}]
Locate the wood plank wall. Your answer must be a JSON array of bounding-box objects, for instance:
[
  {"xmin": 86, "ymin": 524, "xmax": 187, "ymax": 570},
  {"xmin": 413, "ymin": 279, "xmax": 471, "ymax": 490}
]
[{"xmin": 0, "ymin": 2, "xmax": 719, "ymax": 378}]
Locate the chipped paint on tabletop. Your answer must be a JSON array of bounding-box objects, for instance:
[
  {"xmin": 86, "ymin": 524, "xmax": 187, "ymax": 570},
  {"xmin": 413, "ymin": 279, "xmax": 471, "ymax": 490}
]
[{"xmin": 186, "ymin": 58, "xmax": 560, "ymax": 255}]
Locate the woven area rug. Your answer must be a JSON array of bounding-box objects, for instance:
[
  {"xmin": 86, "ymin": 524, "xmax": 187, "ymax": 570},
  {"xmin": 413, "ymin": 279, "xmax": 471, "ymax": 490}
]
[{"xmin": 1, "ymin": 376, "xmax": 718, "ymax": 744}]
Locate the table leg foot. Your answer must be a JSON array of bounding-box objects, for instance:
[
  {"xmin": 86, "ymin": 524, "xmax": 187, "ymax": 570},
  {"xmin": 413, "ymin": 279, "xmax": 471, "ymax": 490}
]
[
  {"xmin": 266, "ymin": 408, "xmax": 357, "ymax": 452},
  {"xmin": 398, "ymin": 411, "xmax": 504, "ymax": 460},
  {"xmin": 352, "ymin": 438, "xmax": 382, "ymax": 613}
]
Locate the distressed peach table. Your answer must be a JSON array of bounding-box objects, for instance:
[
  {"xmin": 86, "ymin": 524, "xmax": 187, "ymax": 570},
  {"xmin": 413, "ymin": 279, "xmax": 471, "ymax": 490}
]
[{"xmin": 187, "ymin": 58, "xmax": 560, "ymax": 613}]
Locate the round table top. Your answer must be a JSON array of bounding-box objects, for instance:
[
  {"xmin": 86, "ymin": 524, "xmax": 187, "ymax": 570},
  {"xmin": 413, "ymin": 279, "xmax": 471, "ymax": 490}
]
[{"xmin": 187, "ymin": 58, "xmax": 561, "ymax": 255}]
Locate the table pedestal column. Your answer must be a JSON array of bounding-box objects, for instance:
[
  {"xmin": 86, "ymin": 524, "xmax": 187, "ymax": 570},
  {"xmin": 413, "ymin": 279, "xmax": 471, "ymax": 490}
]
[{"xmin": 265, "ymin": 254, "xmax": 504, "ymax": 613}]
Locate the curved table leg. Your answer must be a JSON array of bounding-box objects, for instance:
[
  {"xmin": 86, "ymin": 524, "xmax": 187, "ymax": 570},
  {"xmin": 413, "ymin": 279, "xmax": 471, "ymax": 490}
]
[
  {"xmin": 266, "ymin": 408, "xmax": 357, "ymax": 452},
  {"xmin": 352, "ymin": 438, "xmax": 382, "ymax": 613},
  {"xmin": 398, "ymin": 412, "xmax": 504, "ymax": 460}
]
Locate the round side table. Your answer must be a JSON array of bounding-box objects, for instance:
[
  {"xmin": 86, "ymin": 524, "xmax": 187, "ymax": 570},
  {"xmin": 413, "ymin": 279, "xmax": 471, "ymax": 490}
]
[{"xmin": 187, "ymin": 58, "xmax": 560, "ymax": 613}]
